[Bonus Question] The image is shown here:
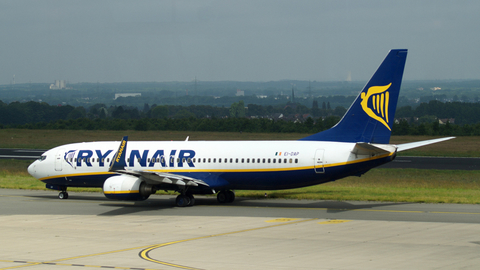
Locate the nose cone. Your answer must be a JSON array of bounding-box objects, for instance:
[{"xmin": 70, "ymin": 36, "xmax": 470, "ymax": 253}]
[{"xmin": 27, "ymin": 161, "xmax": 37, "ymax": 178}]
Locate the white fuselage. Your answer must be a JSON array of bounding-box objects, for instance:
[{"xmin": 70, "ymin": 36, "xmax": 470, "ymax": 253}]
[{"xmin": 28, "ymin": 140, "xmax": 394, "ymax": 191}]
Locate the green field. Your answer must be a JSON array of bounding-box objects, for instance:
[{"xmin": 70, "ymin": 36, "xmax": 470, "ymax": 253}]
[{"xmin": 1, "ymin": 129, "xmax": 479, "ymax": 203}]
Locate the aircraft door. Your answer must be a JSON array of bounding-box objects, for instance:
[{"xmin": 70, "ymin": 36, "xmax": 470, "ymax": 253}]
[
  {"xmin": 314, "ymin": 149, "xmax": 325, "ymax": 173},
  {"xmin": 54, "ymin": 148, "xmax": 64, "ymax": 171}
]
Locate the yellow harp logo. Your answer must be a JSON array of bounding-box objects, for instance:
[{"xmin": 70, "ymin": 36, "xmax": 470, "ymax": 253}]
[{"xmin": 360, "ymin": 83, "xmax": 392, "ymax": 131}]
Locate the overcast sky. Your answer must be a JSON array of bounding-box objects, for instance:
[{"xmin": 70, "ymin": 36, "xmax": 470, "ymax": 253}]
[{"xmin": 1, "ymin": 0, "xmax": 479, "ymax": 84}]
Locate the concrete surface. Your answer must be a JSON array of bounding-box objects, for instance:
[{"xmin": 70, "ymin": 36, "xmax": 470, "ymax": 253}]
[{"xmin": 1, "ymin": 189, "xmax": 480, "ymax": 270}]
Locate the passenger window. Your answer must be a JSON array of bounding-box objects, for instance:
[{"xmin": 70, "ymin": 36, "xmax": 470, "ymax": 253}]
[
  {"xmin": 182, "ymin": 158, "xmax": 186, "ymax": 163},
  {"xmin": 268, "ymin": 158, "xmax": 271, "ymax": 163},
  {"xmin": 289, "ymin": 158, "xmax": 292, "ymax": 163},
  {"xmin": 208, "ymin": 158, "xmax": 211, "ymax": 163},
  {"xmin": 273, "ymin": 159, "xmax": 276, "ymax": 163},
  {"xmin": 284, "ymin": 158, "xmax": 287, "ymax": 163},
  {"xmin": 252, "ymin": 159, "xmax": 255, "ymax": 163},
  {"xmin": 236, "ymin": 158, "xmax": 238, "ymax": 163},
  {"xmin": 262, "ymin": 158, "xmax": 265, "ymax": 163},
  {"xmin": 295, "ymin": 158, "xmax": 298, "ymax": 163},
  {"xmin": 230, "ymin": 158, "xmax": 233, "ymax": 163},
  {"xmin": 241, "ymin": 158, "xmax": 244, "ymax": 163},
  {"xmin": 225, "ymin": 158, "xmax": 228, "ymax": 163},
  {"xmin": 187, "ymin": 158, "xmax": 191, "ymax": 163}
]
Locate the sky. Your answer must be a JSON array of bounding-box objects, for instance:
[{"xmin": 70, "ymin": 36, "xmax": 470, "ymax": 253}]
[{"xmin": 1, "ymin": 0, "xmax": 480, "ymax": 84}]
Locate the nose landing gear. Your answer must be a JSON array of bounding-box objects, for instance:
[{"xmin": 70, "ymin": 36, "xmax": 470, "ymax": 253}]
[{"xmin": 58, "ymin": 191, "xmax": 69, "ymax": 199}]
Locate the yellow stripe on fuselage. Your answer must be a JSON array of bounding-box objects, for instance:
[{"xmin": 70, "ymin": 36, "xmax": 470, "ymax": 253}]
[{"xmin": 103, "ymin": 190, "xmax": 139, "ymax": 195}]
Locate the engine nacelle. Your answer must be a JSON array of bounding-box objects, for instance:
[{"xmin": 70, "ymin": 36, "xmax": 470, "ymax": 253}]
[{"xmin": 103, "ymin": 175, "xmax": 156, "ymax": 201}]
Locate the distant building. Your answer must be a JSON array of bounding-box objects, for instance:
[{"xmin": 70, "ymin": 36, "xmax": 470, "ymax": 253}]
[
  {"xmin": 114, "ymin": 93, "xmax": 141, "ymax": 100},
  {"xmin": 235, "ymin": 89, "xmax": 244, "ymax": 96},
  {"xmin": 439, "ymin": 118, "xmax": 455, "ymax": 124},
  {"xmin": 50, "ymin": 80, "xmax": 67, "ymax": 89}
]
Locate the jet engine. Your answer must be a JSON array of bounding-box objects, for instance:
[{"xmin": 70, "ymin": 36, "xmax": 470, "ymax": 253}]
[{"xmin": 103, "ymin": 175, "xmax": 156, "ymax": 201}]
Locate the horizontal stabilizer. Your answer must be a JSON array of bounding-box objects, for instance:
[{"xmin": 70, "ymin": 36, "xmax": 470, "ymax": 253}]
[
  {"xmin": 396, "ymin": 137, "xmax": 455, "ymax": 152},
  {"xmin": 352, "ymin": 143, "xmax": 397, "ymax": 156}
]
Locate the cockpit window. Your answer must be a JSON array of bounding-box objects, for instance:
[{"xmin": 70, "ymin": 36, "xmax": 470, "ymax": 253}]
[{"xmin": 38, "ymin": 155, "xmax": 47, "ymax": 161}]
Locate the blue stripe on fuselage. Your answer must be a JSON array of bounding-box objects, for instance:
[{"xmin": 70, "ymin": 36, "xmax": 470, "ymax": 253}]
[{"xmin": 41, "ymin": 155, "xmax": 392, "ymax": 191}]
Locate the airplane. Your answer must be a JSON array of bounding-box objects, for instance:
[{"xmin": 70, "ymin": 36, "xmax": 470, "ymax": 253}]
[{"xmin": 27, "ymin": 49, "xmax": 454, "ymax": 207}]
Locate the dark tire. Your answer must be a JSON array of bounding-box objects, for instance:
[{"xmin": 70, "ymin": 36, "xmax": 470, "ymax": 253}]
[
  {"xmin": 226, "ymin": 190, "xmax": 235, "ymax": 203},
  {"xmin": 187, "ymin": 194, "xmax": 195, "ymax": 206},
  {"xmin": 58, "ymin": 192, "xmax": 68, "ymax": 200},
  {"xmin": 176, "ymin": 195, "xmax": 190, "ymax": 207},
  {"xmin": 217, "ymin": 191, "xmax": 227, "ymax": 203}
]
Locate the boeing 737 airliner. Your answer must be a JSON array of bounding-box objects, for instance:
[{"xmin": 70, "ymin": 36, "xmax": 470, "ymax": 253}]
[{"xmin": 28, "ymin": 49, "xmax": 453, "ymax": 207}]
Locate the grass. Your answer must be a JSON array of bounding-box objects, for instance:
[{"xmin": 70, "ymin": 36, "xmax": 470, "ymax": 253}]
[
  {"xmin": 2, "ymin": 159, "xmax": 480, "ymax": 204},
  {"xmin": 236, "ymin": 169, "xmax": 480, "ymax": 204}
]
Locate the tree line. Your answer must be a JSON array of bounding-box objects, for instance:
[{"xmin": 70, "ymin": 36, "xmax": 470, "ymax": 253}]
[{"xmin": 2, "ymin": 100, "xmax": 480, "ymax": 136}]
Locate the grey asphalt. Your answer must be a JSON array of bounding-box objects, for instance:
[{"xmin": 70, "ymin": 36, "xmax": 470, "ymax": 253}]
[
  {"xmin": 1, "ymin": 189, "xmax": 480, "ymax": 270},
  {"xmin": 0, "ymin": 148, "xmax": 46, "ymax": 160},
  {"xmin": 379, "ymin": 156, "xmax": 480, "ymax": 170}
]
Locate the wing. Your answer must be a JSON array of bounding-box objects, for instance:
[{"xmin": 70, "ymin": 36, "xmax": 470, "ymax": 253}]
[
  {"xmin": 109, "ymin": 136, "xmax": 209, "ymax": 188},
  {"xmin": 115, "ymin": 169, "xmax": 209, "ymax": 187}
]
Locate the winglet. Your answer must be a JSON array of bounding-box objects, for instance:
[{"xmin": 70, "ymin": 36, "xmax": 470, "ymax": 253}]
[{"xmin": 109, "ymin": 136, "xmax": 128, "ymax": 172}]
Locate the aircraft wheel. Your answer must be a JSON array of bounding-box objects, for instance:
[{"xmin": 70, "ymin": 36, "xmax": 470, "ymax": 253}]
[
  {"xmin": 176, "ymin": 195, "xmax": 190, "ymax": 207},
  {"xmin": 217, "ymin": 190, "xmax": 227, "ymax": 203},
  {"xmin": 58, "ymin": 192, "xmax": 68, "ymax": 200},
  {"xmin": 226, "ymin": 190, "xmax": 235, "ymax": 203},
  {"xmin": 187, "ymin": 194, "xmax": 195, "ymax": 206}
]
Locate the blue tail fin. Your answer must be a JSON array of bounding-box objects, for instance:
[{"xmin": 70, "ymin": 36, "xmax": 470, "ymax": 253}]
[{"xmin": 300, "ymin": 49, "xmax": 407, "ymax": 144}]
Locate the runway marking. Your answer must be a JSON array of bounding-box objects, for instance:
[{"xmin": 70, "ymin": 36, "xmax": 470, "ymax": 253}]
[
  {"xmin": 265, "ymin": 218, "xmax": 300, "ymax": 222},
  {"xmin": 0, "ymin": 247, "xmax": 164, "ymax": 270},
  {"xmin": 318, "ymin": 220, "xmax": 352, "ymax": 224},
  {"xmin": 139, "ymin": 218, "xmax": 318, "ymax": 269},
  {"xmin": 0, "ymin": 218, "xmax": 317, "ymax": 270},
  {"xmin": 0, "ymin": 259, "xmax": 161, "ymax": 269}
]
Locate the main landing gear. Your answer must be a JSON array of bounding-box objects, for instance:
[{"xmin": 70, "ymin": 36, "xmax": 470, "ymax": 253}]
[
  {"xmin": 175, "ymin": 190, "xmax": 235, "ymax": 207},
  {"xmin": 175, "ymin": 193, "xmax": 195, "ymax": 207},
  {"xmin": 217, "ymin": 190, "xmax": 235, "ymax": 203}
]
